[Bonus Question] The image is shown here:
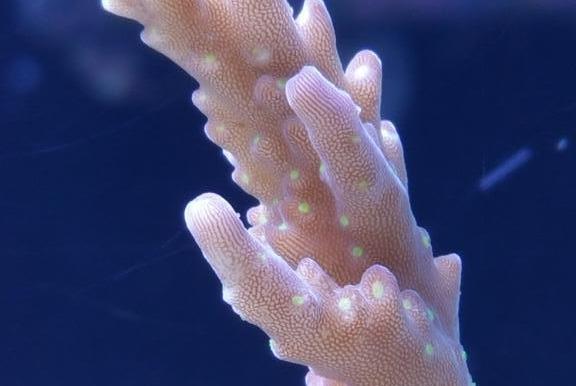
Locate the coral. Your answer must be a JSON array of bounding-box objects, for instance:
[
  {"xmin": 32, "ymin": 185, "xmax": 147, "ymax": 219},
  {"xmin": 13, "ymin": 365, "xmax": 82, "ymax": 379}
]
[{"xmin": 102, "ymin": 0, "xmax": 473, "ymax": 384}]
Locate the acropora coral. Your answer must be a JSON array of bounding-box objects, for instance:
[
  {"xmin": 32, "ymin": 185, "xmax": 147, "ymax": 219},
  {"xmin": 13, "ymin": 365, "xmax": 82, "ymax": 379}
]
[{"xmin": 102, "ymin": 0, "xmax": 473, "ymax": 384}]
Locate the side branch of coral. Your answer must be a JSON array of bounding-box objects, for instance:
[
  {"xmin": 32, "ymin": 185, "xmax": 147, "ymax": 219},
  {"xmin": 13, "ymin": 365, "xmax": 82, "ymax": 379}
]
[{"xmin": 103, "ymin": 0, "xmax": 473, "ymax": 384}]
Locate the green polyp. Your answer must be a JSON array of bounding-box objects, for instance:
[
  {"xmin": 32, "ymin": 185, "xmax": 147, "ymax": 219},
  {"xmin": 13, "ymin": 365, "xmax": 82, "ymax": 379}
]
[
  {"xmin": 292, "ymin": 295, "xmax": 305, "ymax": 306},
  {"xmin": 258, "ymin": 213, "xmax": 268, "ymax": 224},
  {"xmin": 421, "ymin": 228, "xmax": 431, "ymax": 248},
  {"xmin": 338, "ymin": 297, "xmax": 352, "ymax": 312},
  {"xmin": 425, "ymin": 343, "xmax": 434, "ymax": 356},
  {"xmin": 203, "ymin": 52, "xmax": 217, "ymax": 64},
  {"xmin": 352, "ymin": 246, "xmax": 364, "ymax": 257},
  {"xmin": 402, "ymin": 299, "xmax": 412, "ymax": 310},
  {"xmin": 357, "ymin": 180, "xmax": 368, "ymax": 191},
  {"xmin": 276, "ymin": 78, "xmax": 287, "ymax": 89},
  {"xmin": 371, "ymin": 280, "xmax": 384, "ymax": 299},
  {"xmin": 339, "ymin": 215, "xmax": 350, "ymax": 227},
  {"xmin": 290, "ymin": 169, "xmax": 300, "ymax": 180},
  {"xmin": 298, "ymin": 202, "xmax": 310, "ymax": 214}
]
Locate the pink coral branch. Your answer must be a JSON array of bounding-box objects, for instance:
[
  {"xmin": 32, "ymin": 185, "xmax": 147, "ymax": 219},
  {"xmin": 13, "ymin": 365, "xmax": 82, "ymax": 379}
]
[{"xmin": 102, "ymin": 0, "xmax": 473, "ymax": 384}]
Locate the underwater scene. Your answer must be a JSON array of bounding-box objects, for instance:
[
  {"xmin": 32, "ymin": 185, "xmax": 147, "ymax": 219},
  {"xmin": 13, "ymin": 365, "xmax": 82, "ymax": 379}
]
[{"xmin": 2, "ymin": 1, "xmax": 575, "ymax": 385}]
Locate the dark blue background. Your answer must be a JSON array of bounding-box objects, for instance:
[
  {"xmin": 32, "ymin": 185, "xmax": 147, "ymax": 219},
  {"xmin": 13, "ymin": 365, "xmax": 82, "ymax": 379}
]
[{"xmin": 2, "ymin": 1, "xmax": 575, "ymax": 385}]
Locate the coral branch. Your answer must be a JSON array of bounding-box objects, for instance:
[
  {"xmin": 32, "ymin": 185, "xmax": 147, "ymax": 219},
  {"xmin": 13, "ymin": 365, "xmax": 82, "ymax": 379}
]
[
  {"xmin": 185, "ymin": 193, "xmax": 469, "ymax": 385},
  {"xmin": 103, "ymin": 0, "xmax": 473, "ymax": 384}
]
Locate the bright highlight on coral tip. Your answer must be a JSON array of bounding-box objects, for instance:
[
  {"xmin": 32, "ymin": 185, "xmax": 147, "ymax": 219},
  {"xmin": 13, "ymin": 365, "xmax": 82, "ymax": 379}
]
[
  {"xmin": 101, "ymin": 0, "xmax": 112, "ymax": 11},
  {"xmin": 184, "ymin": 193, "xmax": 223, "ymax": 232},
  {"xmin": 354, "ymin": 64, "xmax": 371, "ymax": 80}
]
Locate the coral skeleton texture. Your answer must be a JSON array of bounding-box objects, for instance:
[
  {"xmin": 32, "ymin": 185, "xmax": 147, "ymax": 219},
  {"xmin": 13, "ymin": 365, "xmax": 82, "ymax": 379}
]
[{"xmin": 103, "ymin": 0, "xmax": 473, "ymax": 385}]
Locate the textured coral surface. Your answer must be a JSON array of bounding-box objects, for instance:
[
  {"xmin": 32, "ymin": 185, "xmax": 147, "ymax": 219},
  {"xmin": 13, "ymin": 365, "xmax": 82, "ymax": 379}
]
[{"xmin": 103, "ymin": 0, "xmax": 472, "ymax": 384}]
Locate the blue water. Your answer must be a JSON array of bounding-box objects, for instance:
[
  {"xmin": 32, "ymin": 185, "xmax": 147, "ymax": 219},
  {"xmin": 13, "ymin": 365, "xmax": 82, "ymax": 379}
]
[{"xmin": 1, "ymin": 1, "xmax": 575, "ymax": 385}]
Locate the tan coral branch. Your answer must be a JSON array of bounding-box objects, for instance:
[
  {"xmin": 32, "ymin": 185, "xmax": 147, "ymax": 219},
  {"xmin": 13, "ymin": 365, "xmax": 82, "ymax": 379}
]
[{"xmin": 103, "ymin": 0, "xmax": 473, "ymax": 384}]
